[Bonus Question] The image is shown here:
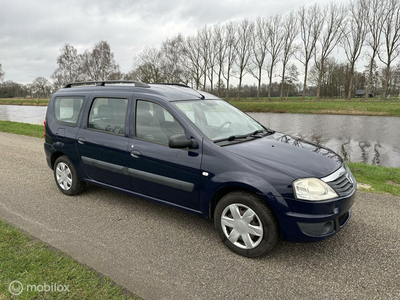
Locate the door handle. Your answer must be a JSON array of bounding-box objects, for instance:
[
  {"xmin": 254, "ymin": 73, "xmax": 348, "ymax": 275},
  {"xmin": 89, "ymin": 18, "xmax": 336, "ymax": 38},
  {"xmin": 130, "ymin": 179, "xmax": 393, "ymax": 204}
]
[
  {"xmin": 78, "ymin": 138, "xmax": 86, "ymax": 145},
  {"xmin": 130, "ymin": 150, "xmax": 142, "ymax": 158}
]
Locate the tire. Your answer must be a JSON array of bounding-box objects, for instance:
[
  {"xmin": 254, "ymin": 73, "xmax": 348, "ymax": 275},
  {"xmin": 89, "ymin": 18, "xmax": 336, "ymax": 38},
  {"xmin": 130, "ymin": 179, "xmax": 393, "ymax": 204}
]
[
  {"xmin": 54, "ymin": 156, "xmax": 85, "ymax": 196},
  {"xmin": 214, "ymin": 191, "xmax": 279, "ymax": 258}
]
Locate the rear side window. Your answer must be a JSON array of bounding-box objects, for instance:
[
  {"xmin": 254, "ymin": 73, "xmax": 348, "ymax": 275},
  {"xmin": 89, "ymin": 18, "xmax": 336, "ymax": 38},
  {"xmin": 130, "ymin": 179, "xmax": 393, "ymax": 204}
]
[
  {"xmin": 88, "ymin": 98, "xmax": 128, "ymax": 135},
  {"xmin": 54, "ymin": 97, "xmax": 84, "ymax": 125}
]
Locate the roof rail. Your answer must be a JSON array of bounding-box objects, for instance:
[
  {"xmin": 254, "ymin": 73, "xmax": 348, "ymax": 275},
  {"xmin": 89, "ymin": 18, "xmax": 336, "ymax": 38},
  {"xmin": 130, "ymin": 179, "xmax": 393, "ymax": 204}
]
[
  {"xmin": 152, "ymin": 83, "xmax": 190, "ymax": 88},
  {"xmin": 64, "ymin": 80, "xmax": 150, "ymax": 88}
]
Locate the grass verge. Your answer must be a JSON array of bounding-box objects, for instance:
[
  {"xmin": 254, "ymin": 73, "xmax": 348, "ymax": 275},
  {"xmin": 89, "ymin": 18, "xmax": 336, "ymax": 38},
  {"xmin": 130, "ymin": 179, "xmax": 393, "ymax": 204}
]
[
  {"xmin": 0, "ymin": 220, "xmax": 140, "ymax": 300},
  {"xmin": 0, "ymin": 121, "xmax": 44, "ymax": 138},
  {"xmin": 229, "ymin": 100, "xmax": 400, "ymax": 116},
  {"xmin": 347, "ymin": 162, "xmax": 400, "ymax": 196},
  {"xmin": 0, "ymin": 98, "xmax": 49, "ymax": 106}
]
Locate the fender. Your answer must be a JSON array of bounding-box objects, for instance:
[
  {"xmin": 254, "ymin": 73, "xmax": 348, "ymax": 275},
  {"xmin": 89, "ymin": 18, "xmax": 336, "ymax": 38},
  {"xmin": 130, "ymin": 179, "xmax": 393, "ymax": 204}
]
[{"xmin": 199, "ymin": 170, "xmax": 283, "ymax": 217}]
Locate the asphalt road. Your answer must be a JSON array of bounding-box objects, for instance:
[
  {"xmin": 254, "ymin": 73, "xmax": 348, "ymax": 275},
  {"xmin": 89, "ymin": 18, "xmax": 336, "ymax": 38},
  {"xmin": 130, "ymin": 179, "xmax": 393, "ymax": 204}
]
[{"xmin": 0, "ymin": 132, "xmax": 399, "ymax": 300}]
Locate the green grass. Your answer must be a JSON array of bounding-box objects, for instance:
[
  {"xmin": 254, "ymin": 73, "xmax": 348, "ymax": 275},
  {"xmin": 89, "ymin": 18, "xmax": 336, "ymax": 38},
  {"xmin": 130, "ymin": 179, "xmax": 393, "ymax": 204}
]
[
  {"xmin": 0, "ymin": 98, "xmax": 49, "ymax": 106},
  {"xmin": 0, "ymin": 121, "xmax": 44, "ymax": 138},
  {"xmin": 0, "ymin": 220, "xmax": 140, "ymax": 300},
  {"xmin": 229, "ymin": 100, "xmax": 400, "ymax": 116},
  {"xmin": 348, "ymin": 162, "xmax": 400, "ymax": 196}
]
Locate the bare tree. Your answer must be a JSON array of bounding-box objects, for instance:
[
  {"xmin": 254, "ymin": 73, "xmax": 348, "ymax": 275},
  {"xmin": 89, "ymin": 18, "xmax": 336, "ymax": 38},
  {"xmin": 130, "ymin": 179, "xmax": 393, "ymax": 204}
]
[
  {"xmin": 207, "ymin": 28, "xmax": 218, "ymax": 93},
  {"xmin": 161, "ymin": 34, "xmax": 187, "ymax": 83},
  {"xmin": 265, "ymin": 15, "xmax": 284, "ymax": 100},
  {"xmin": 297, "ymin": 4, "xmax": 324, "ymax": 99},
  {"xmin": 378, "ymin": 0, "xmax": 400, "ymax": 100},
  {"xmin": 80, "ymin": 40, "xmax": 120, "ymax": 81},
  {"xmin": 0, "ymin": 63, "xmax": 4, "ymax": 82},
  {"xmin": 314, "ymin": 3, "xmax": 346, "ymax": 100},
  {"xmin": 341, "ymin": 0, "xmax": 368, "ymax": 99},
  {"xmin": 222, "ymin": 21, "xmax": 238, "ymax": 100},
  {"xmin": 234, "ymin": 19, "xmax": 254, "ymax": 99},
  {"xmin": 133, "ymin": 46, "xmax": 165, "ymax": 83},
  {"xmin": 280, "ymin": 11, "xmax": 299, "ymax": 100},
  {"xmin": 247, "ymin": 17, "xmax": 269, "ymax": 100},
  {"xmin": 364, "ymin": 0, "xmax": 386, "ymax": 100},
  {"xmin": 32, "ymin": 77, "xmax": 50, "ymax": 98},
  {"xmin": 197, "ymin": 26, "xmax": 211, "ymax": 90},
  {"xmin": 213, "ymin": 24, "xmax": 228, "ymax": 97},
  {"xmin": 51, "ymin": 43, "xmax": 82, "ymax": 88},
  {"xmin": 182, "ymin": 35, "xmax": 203, "ymax": 89}
]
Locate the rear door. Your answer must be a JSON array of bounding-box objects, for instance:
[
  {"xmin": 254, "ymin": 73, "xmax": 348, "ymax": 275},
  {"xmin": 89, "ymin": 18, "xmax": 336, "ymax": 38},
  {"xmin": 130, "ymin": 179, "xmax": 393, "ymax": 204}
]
[
  {"xmin": 128, "ymin": 99, "xmax": 202, "ymax": 211},
  {"xmin": 76, "ymin": 93, "xmax": 132, "ymax": 190}
]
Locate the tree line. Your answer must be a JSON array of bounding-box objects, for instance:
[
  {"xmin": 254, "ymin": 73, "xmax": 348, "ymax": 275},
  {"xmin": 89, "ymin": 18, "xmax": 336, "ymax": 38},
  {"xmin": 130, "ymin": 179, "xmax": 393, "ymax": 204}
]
[{"xmin": 1, "ymin": 0, "xmax": 399, "ymax": 100}]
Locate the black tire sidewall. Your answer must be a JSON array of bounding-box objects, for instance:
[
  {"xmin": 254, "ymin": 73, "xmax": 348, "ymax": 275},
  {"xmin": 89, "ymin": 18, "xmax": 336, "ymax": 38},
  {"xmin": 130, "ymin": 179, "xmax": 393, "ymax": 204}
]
[
  {"xmin": 53, "ymin": 156, "xmax": 83, "ymax": 196},
  {"xmin": 214, "ymin": 192, "xmax": 279, "ymax": 258}
]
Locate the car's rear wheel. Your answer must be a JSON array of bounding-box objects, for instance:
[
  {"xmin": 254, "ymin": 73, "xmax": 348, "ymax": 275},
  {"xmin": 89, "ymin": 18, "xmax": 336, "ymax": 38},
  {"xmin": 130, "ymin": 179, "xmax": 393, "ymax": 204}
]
[
  {"xmin": 214, "ymin": 191, "xmax": 279, "ymax": 257},
  {"xmin": 54, "ymin": 156, "xmax": 85, "ymax": 196}
]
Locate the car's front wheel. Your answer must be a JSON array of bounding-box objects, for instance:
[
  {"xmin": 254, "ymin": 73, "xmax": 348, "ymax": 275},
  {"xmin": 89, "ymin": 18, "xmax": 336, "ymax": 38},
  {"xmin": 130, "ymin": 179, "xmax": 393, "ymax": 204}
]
[
  {"xmin": 214, "ymin": 191, "xmax": 279, "ymax": 257},
  {"xmin": 54, "ymin": 156, "xmax": 85, "ymax": 196}
]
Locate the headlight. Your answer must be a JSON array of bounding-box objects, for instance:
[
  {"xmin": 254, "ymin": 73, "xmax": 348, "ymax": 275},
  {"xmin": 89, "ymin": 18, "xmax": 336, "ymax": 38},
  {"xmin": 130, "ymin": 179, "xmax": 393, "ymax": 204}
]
[{"xmin": 293, "ymin": 178, "xmax": 338, "ymax": 201}]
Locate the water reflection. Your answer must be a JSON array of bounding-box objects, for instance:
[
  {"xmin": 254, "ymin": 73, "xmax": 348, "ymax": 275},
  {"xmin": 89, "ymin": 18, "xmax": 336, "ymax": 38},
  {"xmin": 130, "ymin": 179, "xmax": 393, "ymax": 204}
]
[
  {"xmin": 250, "ymin": 113, "xmax": 400, "ymax": 168},
  {"xmin": 269, "ymin": 132, "xmax": 342, "ymax": 163}
]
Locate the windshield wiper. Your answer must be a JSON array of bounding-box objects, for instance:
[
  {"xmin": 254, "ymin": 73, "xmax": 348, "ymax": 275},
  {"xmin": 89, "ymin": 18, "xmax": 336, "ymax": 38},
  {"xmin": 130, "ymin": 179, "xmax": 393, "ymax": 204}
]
[
  {"xmin": 214, "ymin": 129, "xmax": 273, "ymax": 143},
  {"xmin": 214, "ymin": 128, "xmax": 275, "ymax": 144}
]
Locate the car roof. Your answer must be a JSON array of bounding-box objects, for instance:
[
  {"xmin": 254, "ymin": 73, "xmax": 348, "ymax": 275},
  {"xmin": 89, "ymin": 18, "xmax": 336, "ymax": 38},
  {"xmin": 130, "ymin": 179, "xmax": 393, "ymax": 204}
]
[{"xmin": 54, "ymin": 81, "xmax": 219, "ymax": 102}]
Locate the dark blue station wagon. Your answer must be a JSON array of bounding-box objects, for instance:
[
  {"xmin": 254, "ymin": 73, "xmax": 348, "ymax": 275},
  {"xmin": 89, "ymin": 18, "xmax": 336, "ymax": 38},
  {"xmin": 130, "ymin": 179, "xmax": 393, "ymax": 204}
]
[{"xmin": 44, "ymin": 81, "xmax": 356, "ymax": 257}]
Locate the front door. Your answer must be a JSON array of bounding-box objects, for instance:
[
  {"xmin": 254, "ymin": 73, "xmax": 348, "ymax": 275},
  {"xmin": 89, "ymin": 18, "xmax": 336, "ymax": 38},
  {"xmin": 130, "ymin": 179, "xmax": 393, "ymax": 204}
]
[{"xmin": 129, "ymin": 99, "xmax": 201, "ymax": 211}]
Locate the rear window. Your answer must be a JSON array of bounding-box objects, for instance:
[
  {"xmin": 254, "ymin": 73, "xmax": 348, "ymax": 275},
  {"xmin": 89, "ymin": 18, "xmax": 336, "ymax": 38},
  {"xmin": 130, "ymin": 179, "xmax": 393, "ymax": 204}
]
[{"xmin": 54, "ymin": 97, "xmax": 84, "ymax": 126}]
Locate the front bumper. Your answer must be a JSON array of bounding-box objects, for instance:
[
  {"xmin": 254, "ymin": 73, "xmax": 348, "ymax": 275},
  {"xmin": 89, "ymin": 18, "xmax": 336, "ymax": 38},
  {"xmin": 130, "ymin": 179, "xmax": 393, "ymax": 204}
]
[{"xmin": 273, "ymin": 189, "xmax": 356, "ymax": 242}]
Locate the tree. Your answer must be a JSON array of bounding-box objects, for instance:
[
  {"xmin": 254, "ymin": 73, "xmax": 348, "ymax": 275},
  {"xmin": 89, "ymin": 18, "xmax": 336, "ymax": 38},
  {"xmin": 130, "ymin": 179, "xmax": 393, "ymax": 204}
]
[
  {"xmin": 341, "ymin": 0, "xmax": 368, "ymax": 99},
  {"xmin": 280, "ymin": 11, "xmax": 299, "ymax": 100},
  {"xmin": 197, "ymin": 26, "xmax": 212, "ymax": 90},
  {"xmin": 297, "ymin": 4, "xmax": 324, "ymax": 99},
  {"xmin": 247, "ymin": 17, "xmax": 269, "ymax": 100},
  {"xmin": 0, "ymin": 63, "xmax": 4, "ymax": 82},
  {"xmin": 133, "ymin": 46, "xmax": 165, "ymax": 83},
  {"xmin": 378, "ymin": 0, "xmax": 400, "ymax": 100},
  {"xmin": 182, "ymin": 35, "xmax": 203, "ymax": 89},
  {"xmin": 213, "ymin": 24, "xmax": 228, "ymax": 97},
  {"xmin": 364, "ymin": 0, "xmax": 385, "ymax": 100},
  {"xmin": 314, "ymin": 3, "xmax": 346, "ymax": 100},
  {"xmin": 51, "ymin": 44, "xmax": 81, "ymax": 88},
  {"xmin": 161, "ymin": 34, "xmax": 187, "ymax": 83},
  {"xmin": 265, "ymin": 15, "xmax": 284, "ymax": 100},
  {"xmin": 80, "ymin": 40, "xmax": 120, "ymax": 81},
  {"xmin": 222, "ymin": 21, "xmax": 238, "ymax": 100},
  {"xmin": 32, "ymin": 77, "xmax": 50, "ymax": 98},
  {"xmin": 234, "ymin": 19, "xmax": 254, "ymax": 99}
]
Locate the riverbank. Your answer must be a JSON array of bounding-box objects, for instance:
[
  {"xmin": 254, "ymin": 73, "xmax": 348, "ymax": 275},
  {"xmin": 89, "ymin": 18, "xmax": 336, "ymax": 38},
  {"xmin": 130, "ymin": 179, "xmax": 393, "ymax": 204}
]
[
  {"xmin": 1, "ymin": 97, "xmax": 400, "ymax": 116},
  {"xmin": 0, "ymin": 120, "xmax": 398, "ymax": 196},
  {"xmin": 0, "ymin": 98, "xmax": 49, "ymax": 106},
  {"xmin": 229, "ymin": 99, "xmax": 400, "ymax": 116}
]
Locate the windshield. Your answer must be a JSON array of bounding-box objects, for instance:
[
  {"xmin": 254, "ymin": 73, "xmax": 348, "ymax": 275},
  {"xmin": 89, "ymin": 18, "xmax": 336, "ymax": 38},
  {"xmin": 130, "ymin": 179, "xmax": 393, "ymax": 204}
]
[{"xmin": 173, "ymin": 100, "xmax": 264, "ymax": 141}]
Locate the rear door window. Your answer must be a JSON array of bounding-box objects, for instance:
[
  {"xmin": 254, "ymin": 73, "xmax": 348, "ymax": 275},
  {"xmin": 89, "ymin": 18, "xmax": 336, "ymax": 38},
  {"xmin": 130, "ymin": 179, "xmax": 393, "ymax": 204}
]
[
  {"xmin": 88, "ymin": 98, "xmax": 128, "ymax": 136},
  {"xmin": 54, "ymin": 97, "xmax": 84, "ymax": 126}
]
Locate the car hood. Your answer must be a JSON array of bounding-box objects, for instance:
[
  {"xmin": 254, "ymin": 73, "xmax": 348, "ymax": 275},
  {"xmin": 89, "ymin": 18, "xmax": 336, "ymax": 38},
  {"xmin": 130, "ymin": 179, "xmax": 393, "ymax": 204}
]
[{"xmin": 224, "ymin": 132, "xmax": 343, "ymax": 179}]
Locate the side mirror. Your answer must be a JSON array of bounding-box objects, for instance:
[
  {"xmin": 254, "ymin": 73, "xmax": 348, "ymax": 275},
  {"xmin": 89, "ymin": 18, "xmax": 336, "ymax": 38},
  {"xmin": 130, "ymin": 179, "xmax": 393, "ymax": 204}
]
[{"xmin": 169, "ymin": 134, "xmax": 197, "ymax": 149}]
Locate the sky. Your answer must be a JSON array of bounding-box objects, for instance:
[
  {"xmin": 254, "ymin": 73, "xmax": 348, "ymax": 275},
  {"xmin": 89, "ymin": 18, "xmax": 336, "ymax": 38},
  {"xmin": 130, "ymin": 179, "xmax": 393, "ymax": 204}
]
[{"xmin": 0, "ymin": 0, "xmax": 349, "ymax": 84}]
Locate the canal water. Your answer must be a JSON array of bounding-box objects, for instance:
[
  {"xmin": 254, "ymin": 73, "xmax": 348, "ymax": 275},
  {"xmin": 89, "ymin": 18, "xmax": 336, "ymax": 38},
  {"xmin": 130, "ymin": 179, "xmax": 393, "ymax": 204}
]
[{"xmin": 0, "ymin": 105, "xmax": 399, "ymax": 168}]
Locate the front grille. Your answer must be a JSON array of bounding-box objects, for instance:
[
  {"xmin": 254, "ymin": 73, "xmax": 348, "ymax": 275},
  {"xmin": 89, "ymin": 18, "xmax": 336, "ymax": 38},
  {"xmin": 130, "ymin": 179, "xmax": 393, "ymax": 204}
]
[
  {"xmin": 321, "ymin": 165, "xmax": 355, "ymax": 197},
  {"xmin": 326, "ymin": 173, "xmax": 354, "ymax": 196}
]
